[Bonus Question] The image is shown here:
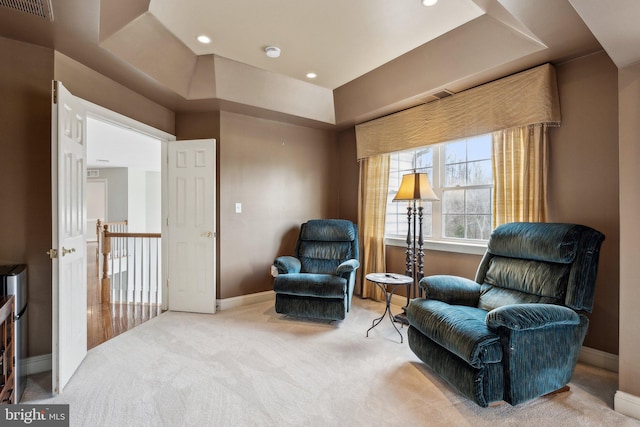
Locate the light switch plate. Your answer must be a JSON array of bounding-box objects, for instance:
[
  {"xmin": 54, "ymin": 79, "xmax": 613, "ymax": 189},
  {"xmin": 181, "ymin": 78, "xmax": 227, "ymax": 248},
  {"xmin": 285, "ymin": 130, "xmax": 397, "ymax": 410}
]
[{"xmin": 235, "ymin": 202, "xmax": 242, "ymax": 213}]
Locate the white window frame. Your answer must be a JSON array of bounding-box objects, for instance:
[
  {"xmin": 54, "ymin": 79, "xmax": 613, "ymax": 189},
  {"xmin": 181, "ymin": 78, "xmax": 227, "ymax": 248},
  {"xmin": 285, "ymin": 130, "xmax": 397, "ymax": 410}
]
[{"xmin": 385, "ymin": 135, "xmax": 492, "ymax": 255}]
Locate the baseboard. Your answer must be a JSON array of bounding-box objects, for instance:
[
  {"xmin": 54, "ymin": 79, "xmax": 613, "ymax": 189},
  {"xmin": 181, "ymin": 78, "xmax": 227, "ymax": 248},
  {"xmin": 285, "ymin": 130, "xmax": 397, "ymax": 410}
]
[
  {"xmin": 578, "ymin": 346, "xmax": 619, "ymax": 372},
  {"xmin": 217, "ymin": 290, "xmax": 275, "ymax": 311},
  {"xmin": 24, "ymin": 354, "xmax": 52, "ymax": 375},
  {"xmin": 615, "ymin": 391, "xmax": 640, "ymax": 421}
]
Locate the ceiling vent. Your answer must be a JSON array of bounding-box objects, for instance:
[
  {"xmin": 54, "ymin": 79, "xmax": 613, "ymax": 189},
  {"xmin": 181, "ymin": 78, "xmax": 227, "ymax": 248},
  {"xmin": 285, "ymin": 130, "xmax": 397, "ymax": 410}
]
[{"xmin": 0, "ymin": 0, "xmax": 54, "ymax": 21}]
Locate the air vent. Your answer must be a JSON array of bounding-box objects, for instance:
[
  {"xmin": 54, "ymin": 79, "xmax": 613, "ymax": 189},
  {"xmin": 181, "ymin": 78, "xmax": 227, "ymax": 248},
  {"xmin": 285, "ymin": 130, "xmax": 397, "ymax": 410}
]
[
  {"xmin": 0, "ymin": 0, "xmax": 54, "ymax": 21},
  {"xmin": 432, "ymin": 89, "xmax": 455, "ymax": 99},
  {"xmin": 87, "ymin": 170, "xmax": 99, "ymax": 178}
]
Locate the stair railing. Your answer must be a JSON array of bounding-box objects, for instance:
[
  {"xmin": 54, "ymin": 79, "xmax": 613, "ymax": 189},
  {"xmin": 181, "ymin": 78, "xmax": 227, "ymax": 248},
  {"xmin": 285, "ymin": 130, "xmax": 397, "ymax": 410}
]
[{"xmin": 98, "ymin": 221, "xmax": 162, "ymax": 306}]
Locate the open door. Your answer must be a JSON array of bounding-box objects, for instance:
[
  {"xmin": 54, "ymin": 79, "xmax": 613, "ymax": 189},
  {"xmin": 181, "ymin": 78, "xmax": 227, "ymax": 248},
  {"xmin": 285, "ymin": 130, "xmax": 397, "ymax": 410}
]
[
  {"xmin": 51, "ymin": 81, "xmax": 88, "ymax": 393},
  {"xmin": 167, "ymin": 139, "xmax": 216, "ymax": 313}
]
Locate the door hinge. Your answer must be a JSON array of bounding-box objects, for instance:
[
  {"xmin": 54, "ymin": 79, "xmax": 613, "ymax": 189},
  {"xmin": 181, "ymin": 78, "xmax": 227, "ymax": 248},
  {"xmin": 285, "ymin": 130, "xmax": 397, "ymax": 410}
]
[
  {"xmin": 52, "ymin": 81, "xmax": 58, "ymax": 105},
  {"xmin": 46, "ymin": 248, "xmax": 58, "ymax": 259},
  {"xmin": 166, "ymin": 279, "xmax": 169, "ymax": 288}
]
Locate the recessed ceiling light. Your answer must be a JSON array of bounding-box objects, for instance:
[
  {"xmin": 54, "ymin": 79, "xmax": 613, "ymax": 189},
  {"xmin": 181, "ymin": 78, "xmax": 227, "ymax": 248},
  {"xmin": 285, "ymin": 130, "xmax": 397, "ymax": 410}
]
[
  {"xmin": 306, "ymin": 72, "xmax": 317, "ymax": 79},
  {"xmin": 265, "ymin": 46, "xmax": 281, "ymax": 58},
  {"xmin": 422, "ymin": 0, "xmax": 438, "ymax": 6},
  {"xmin": 197, "ymin": 35, "xmax": 212, "ymax": 44}
]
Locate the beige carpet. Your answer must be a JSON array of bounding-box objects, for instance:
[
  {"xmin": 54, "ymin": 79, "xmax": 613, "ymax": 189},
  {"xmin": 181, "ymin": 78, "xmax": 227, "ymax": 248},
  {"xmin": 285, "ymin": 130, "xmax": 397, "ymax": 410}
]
[{"xmin": 27, "ymin": 298, "xmax": 639, "ymax": 426}]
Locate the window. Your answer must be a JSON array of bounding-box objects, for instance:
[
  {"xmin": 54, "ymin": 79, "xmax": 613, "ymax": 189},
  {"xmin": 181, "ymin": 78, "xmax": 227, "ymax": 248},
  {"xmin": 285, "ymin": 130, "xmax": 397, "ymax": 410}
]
[
  {"xmin": 386, "ymin": 134, "xmax": 493, "ymax": 245},
  {"xmin": 386, "ymin": 146, "xmax": 434, "ymax": 240}
]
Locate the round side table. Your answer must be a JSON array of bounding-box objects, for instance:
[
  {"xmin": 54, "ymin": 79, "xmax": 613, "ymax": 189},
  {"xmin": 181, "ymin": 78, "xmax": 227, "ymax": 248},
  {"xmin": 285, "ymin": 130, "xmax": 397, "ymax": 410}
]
[{"xmin": 365, "ymin": 272, "xmax": 413, "ymax": 343}]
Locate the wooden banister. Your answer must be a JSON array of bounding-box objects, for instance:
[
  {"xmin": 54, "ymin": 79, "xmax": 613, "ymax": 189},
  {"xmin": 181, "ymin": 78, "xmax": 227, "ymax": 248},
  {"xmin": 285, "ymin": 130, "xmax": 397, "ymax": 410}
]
[
  {"xmin": 101, "ymin": 224, "xmax": 111, "ymax": 304},
  {"xmin": 104, "ymin": 232, "xmax": 161, "ymax": 239}
]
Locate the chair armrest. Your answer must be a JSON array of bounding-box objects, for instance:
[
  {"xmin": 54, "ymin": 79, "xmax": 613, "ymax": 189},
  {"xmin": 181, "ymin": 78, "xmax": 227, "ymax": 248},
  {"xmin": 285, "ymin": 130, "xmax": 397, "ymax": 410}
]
[
  {"xmin": 486, "ymin": 304, "xmax": 580, "ymax": 332},
  {"xmin": 336, "ymin": 259, "xmax": 360, "ymax": 276},
  {"xmin": 273, "ymin": 256, "xmax": 301, "ymax": 274},
  {"xmin": 419, "ymin": 275, "xmax": 480, "ymax": 306}
]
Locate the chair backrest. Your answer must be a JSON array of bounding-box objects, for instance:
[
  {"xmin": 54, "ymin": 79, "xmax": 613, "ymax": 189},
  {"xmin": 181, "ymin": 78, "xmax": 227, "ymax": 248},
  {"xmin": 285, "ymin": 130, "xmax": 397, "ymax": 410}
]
[
  {"xmin": 294, "ymin": 219, "xmax": 359, "ymax": 274},
  {"xmin": 475, "ymin": 222, "xmax": 605, "ymax": 313}
]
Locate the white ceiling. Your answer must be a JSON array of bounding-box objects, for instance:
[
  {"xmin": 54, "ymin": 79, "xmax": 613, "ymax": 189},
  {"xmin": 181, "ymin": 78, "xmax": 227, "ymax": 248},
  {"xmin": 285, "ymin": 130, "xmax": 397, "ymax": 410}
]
[
  {"xmin": 144, "ymin": 0, "xmax": 640, "ymax": 92},
  {"xmin": 70, "ymin": 0, "xmax": 640, "ymax": 169},
  {"xmin": 87, "ymin": 117, "xmax": 161, "ymax": 172},
  {"xmin": 148, "ymin": 0, "xmax": 486, "ymax": 89}
]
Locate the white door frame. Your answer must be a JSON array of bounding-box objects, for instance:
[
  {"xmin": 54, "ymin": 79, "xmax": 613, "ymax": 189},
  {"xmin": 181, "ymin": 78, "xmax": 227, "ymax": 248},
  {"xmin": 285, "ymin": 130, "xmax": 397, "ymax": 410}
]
[{"xmin": 82, "ymin": 109, "xmax": 175, "ymax": 310}]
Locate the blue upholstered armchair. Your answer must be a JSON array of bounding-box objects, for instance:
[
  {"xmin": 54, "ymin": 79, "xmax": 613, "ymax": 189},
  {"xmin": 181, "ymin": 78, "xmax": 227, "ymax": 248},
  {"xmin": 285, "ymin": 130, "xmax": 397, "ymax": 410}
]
[
  {"xmin": 406, "ymin": 222, "xmax": 605, "ymax": 407},
  {"xmin": 272, "ymin": 219, "xmax": 360, "ymax": 321}
]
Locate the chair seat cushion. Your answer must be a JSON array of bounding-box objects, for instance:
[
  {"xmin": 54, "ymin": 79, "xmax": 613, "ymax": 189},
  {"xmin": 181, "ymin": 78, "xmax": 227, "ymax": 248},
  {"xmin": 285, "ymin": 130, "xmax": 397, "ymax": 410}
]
[
  {"xmin": 407, "ymin": 299, "xmax": 502, "ymax": 368},
  {"xmin": 273, "ymin": 273, "xmax": 347, "ymax": 299}
]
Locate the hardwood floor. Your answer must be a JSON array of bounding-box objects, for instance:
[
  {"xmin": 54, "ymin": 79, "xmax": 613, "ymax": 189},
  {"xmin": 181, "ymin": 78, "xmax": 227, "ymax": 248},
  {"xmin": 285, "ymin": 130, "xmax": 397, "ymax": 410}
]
[{"xmin": 87, "ymin": 242, "xmax": 162, "ymax": 350}]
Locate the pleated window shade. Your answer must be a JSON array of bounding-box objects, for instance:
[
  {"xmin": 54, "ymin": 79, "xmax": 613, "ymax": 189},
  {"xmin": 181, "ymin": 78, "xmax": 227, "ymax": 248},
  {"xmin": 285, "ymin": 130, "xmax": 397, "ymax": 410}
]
[{"xmin": 355, "ymin": 63, "xmax": 561, "ymax": 159}]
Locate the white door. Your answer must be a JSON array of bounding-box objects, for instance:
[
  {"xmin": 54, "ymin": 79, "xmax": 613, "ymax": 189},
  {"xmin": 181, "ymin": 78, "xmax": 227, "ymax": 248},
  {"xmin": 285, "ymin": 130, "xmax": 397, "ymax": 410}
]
[
  {"xmin": 51, "ymin": 81, "xmax": 88, "ymax": 393},
  {"xmin": 167, "ymin": 139, "xmax": 216, "ymax": 313}
]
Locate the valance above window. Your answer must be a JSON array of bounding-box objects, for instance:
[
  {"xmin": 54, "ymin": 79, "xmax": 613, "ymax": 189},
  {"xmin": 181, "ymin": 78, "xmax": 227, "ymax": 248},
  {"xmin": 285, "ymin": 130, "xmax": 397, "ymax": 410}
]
[{"xmin": 355, "ymin": 63, "xmax": 561, "ymax": 159}]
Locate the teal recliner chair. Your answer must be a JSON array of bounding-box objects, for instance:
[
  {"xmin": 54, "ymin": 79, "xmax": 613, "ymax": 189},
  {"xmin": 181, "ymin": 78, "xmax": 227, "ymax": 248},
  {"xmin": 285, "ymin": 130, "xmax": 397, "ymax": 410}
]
[
  {"xmin": 407, "ymin": 222, "xmax": 605, "ymax": 407},
  {"xmin": 273, "ymin": 219, "xmax": 360, "ymax": 321}
]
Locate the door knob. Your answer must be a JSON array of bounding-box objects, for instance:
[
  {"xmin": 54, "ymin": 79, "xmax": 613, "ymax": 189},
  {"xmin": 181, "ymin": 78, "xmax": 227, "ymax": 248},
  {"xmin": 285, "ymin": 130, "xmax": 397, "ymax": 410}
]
[
  {"xmin": 200, "ymin": 231, "xmax": 214, "ymax": 238},
  {"xmin": 61, "ymin": 247, "xmax": 76, "ymax": 256}
]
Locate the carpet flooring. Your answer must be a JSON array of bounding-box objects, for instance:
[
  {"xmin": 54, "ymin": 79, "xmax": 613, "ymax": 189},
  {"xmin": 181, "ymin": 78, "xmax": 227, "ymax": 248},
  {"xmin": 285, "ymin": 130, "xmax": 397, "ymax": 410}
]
[{"xmin": 25, "ymin": 298, "xmax": 639, "ymax": 426}]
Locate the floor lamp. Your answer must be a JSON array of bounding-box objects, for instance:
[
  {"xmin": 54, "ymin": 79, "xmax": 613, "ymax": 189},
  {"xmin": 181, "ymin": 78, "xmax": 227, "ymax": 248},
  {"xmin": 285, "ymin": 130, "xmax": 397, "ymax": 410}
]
[{"xmin": 392, "ymin": 171, "xmax": 439, "ymax": 324}]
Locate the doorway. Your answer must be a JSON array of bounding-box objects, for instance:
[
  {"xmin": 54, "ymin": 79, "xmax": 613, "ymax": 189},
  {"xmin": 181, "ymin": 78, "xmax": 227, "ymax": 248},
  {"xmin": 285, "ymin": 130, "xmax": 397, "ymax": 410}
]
[{"xmin": 85, "ymin": 116, "xmax": 164, "ymax": 349}]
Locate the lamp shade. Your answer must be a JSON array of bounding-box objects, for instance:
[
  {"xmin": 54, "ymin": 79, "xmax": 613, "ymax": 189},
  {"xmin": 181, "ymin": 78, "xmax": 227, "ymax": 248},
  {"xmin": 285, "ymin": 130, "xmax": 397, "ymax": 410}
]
[{"xmin": 393, "ymin": 172, "xmax": 439, "ymax": 201}]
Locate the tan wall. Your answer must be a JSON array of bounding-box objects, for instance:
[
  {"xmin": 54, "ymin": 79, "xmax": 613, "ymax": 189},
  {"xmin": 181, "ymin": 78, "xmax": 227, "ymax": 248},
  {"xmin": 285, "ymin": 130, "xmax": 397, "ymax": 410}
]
[
  {"xmin": 54, "ymin": 52, "xmax": 175, "ymax": 135},
  {"xmin": 336, "ymin": 128, "xmax": 359, "ymax": 223},
  {"xmin": 618, "ymin": 64, "xmax": 640, "ymax": 396},
  {"xmin": 550, "ymin": 52, "xmax": 620, "ymax": 354},
  {"xmin": 217, "ymin": 111, "xmax": 338, "ymax": 299},
  {"xmin": 176, "ymin": 112, "xmax": 352, "ymax": 300},
  {"xmin": 176, "ymin": 112, "xmax": 221, "ymax": 141},
  {"xmin": 0, "ymin": 37, "xmax": 54, "ymax": 357}
]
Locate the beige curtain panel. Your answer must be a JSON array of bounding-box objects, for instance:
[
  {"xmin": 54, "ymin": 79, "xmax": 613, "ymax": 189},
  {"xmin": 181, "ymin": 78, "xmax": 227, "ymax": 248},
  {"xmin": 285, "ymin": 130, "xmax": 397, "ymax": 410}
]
[
  {"xmin": 357, "ymin": 154, "xmax": 390, "ymax": 301},
  {"xmin": 355, "ymin": 63, "xmax": 561, "ymax": 159},
  {"xmin": 492, "ymin": 125, "xmax": 549, "ymax": 227}
]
